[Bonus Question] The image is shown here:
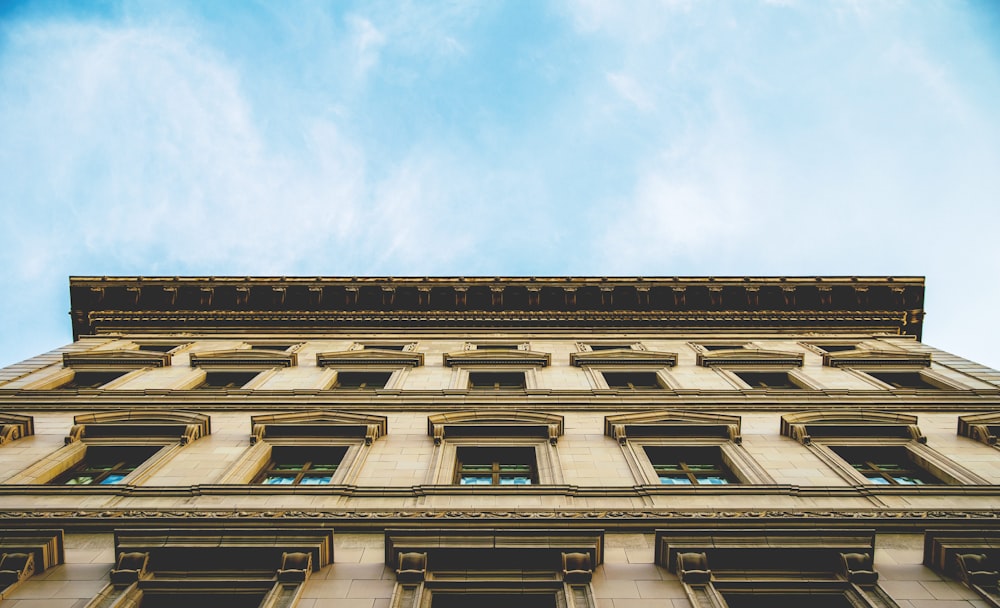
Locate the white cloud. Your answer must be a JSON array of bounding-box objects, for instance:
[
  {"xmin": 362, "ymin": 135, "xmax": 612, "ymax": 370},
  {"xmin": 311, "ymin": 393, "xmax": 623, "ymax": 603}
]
[
  {"xmin": 605, "ymin": 72, "xmax": 654, "ymax": 111},
  {"xmin": 347, "ymin": 14, "xmax": 386, "ymax": 76}
]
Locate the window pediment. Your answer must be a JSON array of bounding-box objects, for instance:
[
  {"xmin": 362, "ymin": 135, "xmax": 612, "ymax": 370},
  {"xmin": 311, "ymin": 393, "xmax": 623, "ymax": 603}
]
[
  {"xmin": 656, "ymin": 528, "xmax": 876, "ymax": 574},
  {"xmin": 250, "ymin": 410, "xmax": 388, "ymax": 445},
  {"xmin": 823, "ymin": 349, "xmax": 932, "ymax": 368},
  {"xmin": 385, "ymin": 528, "xmax": 603, "ymax": 574},
  {"xmin": 958, "ymin": 412, "xmax": 1000, "ymax": 446},
  {"xmin": 780, "ymin": 410, "xmax": 922, "ymax": 445},
  {"xmin": 443, "ymin": 350, "xmax": 550, "ymax": 367},
  {"xmin": 570, "ymin": 349, "xmax": 677, "ymax": 367},
  {"xmin": 427, "ymin": 411, "xmax": 564, "ymax": 445},
  {"xmin": 189, "ymin": 349, "xmax": 296, "ymax": 369},
  {"xmin": 67, "ymin": 410, "xmax": 211, "ymax": 445},
  {"xmin": 604, "ymin": 411, "xmax": 741, "ymax": 444},
  {"xmin": 63, "ymin": 349, "xmax": 171, "ymax": 369},
  {"xmin": 0, "ymin": 414, "xmax": 34, "ymax": 444},
  {"xmin": 316, "ymin": 349, "xmax": 423, "ymax": 367},
  {"xmin": 696, "ymin": 349, "xmax": 803, "ymax": 367}
]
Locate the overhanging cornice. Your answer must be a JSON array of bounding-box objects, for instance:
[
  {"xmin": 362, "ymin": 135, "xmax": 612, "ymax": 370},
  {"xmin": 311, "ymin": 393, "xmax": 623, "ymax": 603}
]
[{"xmin": 68, "ymin": 276, "xmax": 925, "ymax": 338}]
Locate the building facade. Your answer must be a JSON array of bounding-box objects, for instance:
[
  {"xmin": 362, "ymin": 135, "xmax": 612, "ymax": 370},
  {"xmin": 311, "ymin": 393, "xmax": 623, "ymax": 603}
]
[{"xmin": 0, "ymin": 276, "xmax": 998, "ymax": 607}]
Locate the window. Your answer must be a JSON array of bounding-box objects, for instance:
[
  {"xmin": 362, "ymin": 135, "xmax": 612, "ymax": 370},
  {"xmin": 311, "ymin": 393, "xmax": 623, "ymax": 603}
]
[
  {"xmin": 812, "ymin": 343, "xmax": 858, "ymax": 353},
  {"xmin": 468, "ymin": 371, "xmax": 525, "ymax": 390},
  {"xmin": 456, "ymin": 447, "xmax": 536, "ymax": 485},
  {"xmin": 196, "ymin": 371, "xmax": 260, "ymax": 390},
  {"xmin": 364, "ymin": 344, "xmax": 406, "ymax": 351},
  {"xmin": 58, "ymin": 371, "xmax": 130, "ymax": 389},
  {"xmin": 779, "ymin": 410, "xmax": 988, "ymax": 487},
  {"xmin": 137, "ymin": 343, "xmax": 187, "ymax": 353},
  {"xmin": 699, "ymin": 343, "xmax": 746, "ymax": 351},
  {"xmin": 587, "ymin": 344, "xmax": 631, "ymax": 351},
  {"xmin": 603, "ymin": 371, "xmax": 662, "ymax": 390},
  {"xmin": 334, "ymin": 371, "xmax": 392, "ymax": 389},
  {"xmin": 250, "ymin": 343, "xmax": 296, "ymax": 351},
  {"xmin": 865, "ymin": 371, "xmax": 939, "ymax": 390},
  {"xmin": 644, "ymin": 446, "xmax": 736, "ymax": 485},
  {"xmin": 52, "ymin": 446, "xmax": 161, "ymax": 485},
  {"xmin": 829, "ymin": 446, "xmax": 942, "ymax": 485},
  {"xmin": 253, "ymin": 446, "xmax": 347, "ymax": 485},
  {"xmin": 733, "ymin": 371, "xmax": 800, "ymax": 389},
  {"xmin": 6, "ymin": 410, "xmax": 210, "ymax": 486},
  {"xmin": 475, "ymin": 343, "xmax": 521, "ymax": 350},
  {"xmin": 432, "ymin": 593, "xmax": 557, "ymax": 608}
]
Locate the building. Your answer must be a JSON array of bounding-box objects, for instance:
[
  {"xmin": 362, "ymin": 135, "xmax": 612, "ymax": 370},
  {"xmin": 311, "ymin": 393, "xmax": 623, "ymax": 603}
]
[{"xmin": 0, "ymin": 275, "xmax": 998, "ymax": 608}]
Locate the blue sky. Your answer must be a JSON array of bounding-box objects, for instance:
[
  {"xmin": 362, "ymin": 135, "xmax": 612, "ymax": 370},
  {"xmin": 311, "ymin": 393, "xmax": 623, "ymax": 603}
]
[{"xmin": 1, "ymin": 0, "xmax": 999, "ymax": 369}]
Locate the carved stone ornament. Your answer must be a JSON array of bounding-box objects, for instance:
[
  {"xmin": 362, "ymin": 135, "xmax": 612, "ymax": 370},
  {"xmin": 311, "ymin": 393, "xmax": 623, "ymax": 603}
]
[
  {"xmin": 427, "ymin": 411, "xmax": 564, "ymax": 445},
  {"xmin": 250, "ymin": 411, "xmax": 388, "ymax": 446},
  {"xmin": 605, "ymin": 411, "xmax": 741, "ymax": 444}
]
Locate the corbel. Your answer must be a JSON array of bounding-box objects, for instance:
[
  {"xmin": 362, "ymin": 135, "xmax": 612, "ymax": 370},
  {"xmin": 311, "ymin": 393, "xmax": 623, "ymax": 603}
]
[
  {"xmin": 65, "ymin": 425, "xmax": 85, "ymax": 445},
  {"xmin": 89, "ymin": 286, "xmax": 105, "ymax": 304},
  {"xmin": 563, "ymin": 287, "xmax": 577, "ymax": 309},
  {"xmin": 251, "ymin": 423, "xmax": 267, "ymax": 445},
  {"xmin": 396, "ymin": 552, "xmax": 427, "ymax": 583},
  {"xmin": 125, "ymin": 286, "xmax": 141, "ymax": 306},
  {"xmin": 453, "ymin": 286, "xmax": 467, "ymax": 308},
  {"xmin": 782, "ymin": 285, "xmax": 796, "ymax": 307},
  {"xmin": 956, "ymin": 553, "xmax": 999, "ymax": 589},
  {"xmin": 491, "ymin": 286, "xmax": 505, "ymax": 308},
  {"xmin": 276, "ymin": 551, "xmax": 312, "ymax": 583},
  {"xmin": 611, "ymin": 424, "xmax": 628, "ymax": 445},
  {"xmin": 840, "ymin": 552, "xmax": 879, "ymax": 586},
  {"xmin": 181, "ymin": 423, "xmax": 204, "ymax": 445},
  {"xmin": 431, "ymin": 424, "xmax": 445, "ymax": 446},
  {"xmin": 272, "ymin": 286, "xmax": 287, "ymax": 306},
  {"xmin": 199, "ymin": 287, "xmax": 214, "ymax": 307},
  {"xmin": 365, "ymin": 423, "xmax": 382, "ymax": 446},
  {"xmin": 109, "ymin": 551, "xmax": 149, "ymax": 587},
  {"xmin": 677, "ymin": 552, "xmax": 711, "ymax": 584},
  {"xmin": 309, "ymin": 286, "xmax": 324, "ymax": 306},
  {"xmin": 708, "ymin": 286, "xmax": 723, "ymax": 307},
  {"xmin": 672, "ymin": 286, "xmax": 686, "ymax": 307},
  {"xmin": 819, "ymin": 286, "xmax": 833, "ymax": 307},
  {"xmin": 636, "ymin": 285, "xmax": 650, "ymax": 308},
  {"xmin": 0, "ymin": 552, "xmax": 35, "ymax": 589},
  {"xmin": 382, "ymin": 286, "xmax": 396, "ymax": 307},
  {"xmin": 527, "ymin": 287, "xmax": 541, "ymax": 307},
  {"xmin": 417, "ymin": 287, "xmax": 432, "ymax": 307},
  {"xmin": 745, "ymin": 286, "xmax": 759, "ymax": 308},
  {"xmin": 345, "ymin": 287, "xmax": 359, "ymax": 307},
  {"xmin": 600, "ymin": 286, "xmax": 614, "ymax": 308},
  {"xmin": 163, "ymin": 286, "xmax": 178, "ymax": 306},
  {"xmin": 549, "ymin": 424, "xmax": 560, "ymax": 446},
  {"xmin": 0, "ymin": 425, "xmax": 23, "ymax": 445},
  {"xmin": 236, "ymin": 286, "xmax": 250, "ymax": 306},
  {"xmin": 562, "ymin": 552, "xmax": 592, "ymax": 583}
]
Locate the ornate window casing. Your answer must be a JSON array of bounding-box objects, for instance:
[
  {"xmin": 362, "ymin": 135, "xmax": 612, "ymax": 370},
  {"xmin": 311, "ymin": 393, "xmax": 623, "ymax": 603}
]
[
  {"xmin": 0, "ymin": 529, "xmax": 64, "ymax": 596},
  {"xmin": 780, "ymin": 410, "xmax": 988, "ymax": 486},
  {"xmin": 696, "ymin": 348, "xmax": 816, "ymax": 391},
  {"xmin": 605, "ymin": 411, "xmax": 773, "ymax": 486},
  {"xmin": 425, "ymin": 411, "xmax": 564, "ymax": 485},
  {"xmin": 570, "ymin": 348, "xmax": 677, "ymax": 391},
  {"xmin": 443, "ymin": 349, "xmax": 547, "ymax": 392},
  {"xmin": 350, "ymin": 341, "xmax": 418, "ymax": 352},
  {"xmin": 131, "ymin": 341, "xmax": 191, "ymax": 354},
  {"xmin": 386, "ymin": 528, "xmax": 602, "ymax": 608},
  {"xmin": 316, "ymin": 348, "xmax": 422, "ymax": 391},
  {"xmin": 218, "ymin": 411, "xmax": 387, "ymax": 486},
  {"xmin": 246, "ymin": 341, "xmax": 303, "ymax": 352},
  {"xmin": 0, "ymin": 414, "xmax": 34, "ymax": 445},
  {"xmin": 23, "ymin": 349, "xmax": 172, "ymax": 390},
  {"xmin": 656, "ymin": 529, "xmax": 899, "ymax": 608},
  {"xmin": 95, "ymin": 528, "xmax": 334, "ymax": 606},
  {"xmin": 958, "ymin": 412, "xmax": 1000, "ymax": 447},
  {"xmin": 5, "ymin": 410, "xmax": 210, "ymax": 486},
  {"xmin": 464, "ymin": 341, "xmax": 531, "ymax": 351},
  {"xmin": 821, "ymin": 348, "xmax": 932, "ymax": 369},
  {"xmin": 924, "ymin": 530, "xmax": 1000, "ymax": 606},
  {"xmin": 182, "ymin": 349, "xmax": 297, "ymax": 390},
  {"xmin": 819, "ymin": 348, "xmax": 969, "ymax": 391}
]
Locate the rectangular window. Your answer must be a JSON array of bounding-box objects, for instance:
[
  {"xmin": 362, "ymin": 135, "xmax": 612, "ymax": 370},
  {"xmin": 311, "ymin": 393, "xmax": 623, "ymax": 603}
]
[
  {"xmin": 137, "ymin": 343, "xmax": 187, "ymax": 353},
  {"xmin": 588, "ymin": 344, "xmax": 629, "ymax": 351},
  {"xmin": 456, "ymin": 447, "xmax": 537, "ymax": 485},
  {"xmin": 364, "ymin": 344, "xmax": 407, "ymax": 351},
  {"xmin": 52, "ymin": 445, "xmax": 161, "ymax": 485},
  {"xmin": 734, "ymin": 371, "xmax": 799, "ymax": 389},
  {"xmin": 250, "ymin": 344, "xmax": 294, "ymax": 351},
  {"xmin": 253, "ymin": 446, "xmax": 347, "ymax": 485},
  {"xmin": 432, "ymin": 593, "xmax": 557, "ymax": 608},
  {"xmin": 720, "ymin": 590, "xmax": 857, "ymax": 608},
  {"xmin": 197, "ymin": 371, "xmax": 259, "ymax": 390},
  {"xmin": 475, "ymin": 344, "xmax": 521, "ymax": 350},
  {"xmin": 467, "ymin": 372, "xmax": 526, "ymax": 390},
  {"xmin": 812, "ymin": 344, "xmax": 857, "ymax": 353},
  {"xmin": 60, "ymin": 371, "xmax": 129, "ymax": 389},
  {"xmin": 603, "ymin": 371, "xmax": 661, "ymax": 390},
  {"xmin": 643, "ymin": 446, "xmax": 736, "ymax": 485},
  {"xmin": 865, "ymin": 371, "xmax": 939, "ymax": 390},
  {"xmin": 700, "ymin": 344, "xmax": 746, "ymax": 351},
  {"xmin": 334, "ymin": 371, "xmax": 392, "ymax": 389},
  {"xmin": 830, "ymin": 446, "xmax": 942, "ymax": 485}
]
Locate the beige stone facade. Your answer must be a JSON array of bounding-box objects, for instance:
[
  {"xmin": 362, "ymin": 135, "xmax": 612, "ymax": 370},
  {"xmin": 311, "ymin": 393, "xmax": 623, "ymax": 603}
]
[{"xmin": 0, "ymin": 276, "xmax": 997, "ymax": 607}]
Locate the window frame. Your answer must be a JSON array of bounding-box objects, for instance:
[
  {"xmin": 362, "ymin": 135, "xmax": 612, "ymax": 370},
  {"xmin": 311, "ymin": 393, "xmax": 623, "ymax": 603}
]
[{"xmin": 454, "ymin": 446, "xmax": 538, "ymax": 486}]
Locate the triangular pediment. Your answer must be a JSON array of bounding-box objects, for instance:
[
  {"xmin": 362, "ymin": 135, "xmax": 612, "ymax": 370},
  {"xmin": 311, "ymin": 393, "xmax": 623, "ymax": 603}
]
[
  {"xmin": 250, "ymin": 410, "xmax": 388, "ymax": 444},
  {"xmin": 697, "ymin": 348, "xmax": 803, "ymax": 367},
  {"xmin": 427, "ymin": 410, "xmax": 563, "ymax": 443},
  {"xmin": 316, "ymin": 349, "xmax": 423, "ymax": 367},
  {"xmin": 189, "ymin": 349, "xmax": 296, "ymax": 368},
  {"xmin": 604, "ymin": 410, "xmax": 741, "ymax": 443},
  {"xmin": 780, "ymin": 410, "xmax": 922, "ymax": 444},
  {"xmin": 823, "ymin": 349, "xmax": 932, "ymax": 368},
  {"xmin": 570, "ymin": 349, "xmax": 677, "ymax": 367},
  {"xmin": 63, "ymin": 349, "xmax": 171, "ymax": 369},
  {"xmin": 443, "ymin": 350, "xmax": 551, "ymax": 367}
]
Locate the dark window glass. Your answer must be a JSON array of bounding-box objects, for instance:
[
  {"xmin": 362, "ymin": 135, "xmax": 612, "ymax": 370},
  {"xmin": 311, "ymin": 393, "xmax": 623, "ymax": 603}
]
[
  {"xmin": 830, "ymin": 446, "xmax": 943, "ymax": 485},
  {"xmin": 52, "ymin": 446, "xmax": 161, "ymax": 485},
  {"xmin": 476, "ymin": 344, "xmax": 520, "ymax": 350},
  {"xmin": 734, "ymin": 372, "xmax": 799, "ymax": 389},
  {"xmin": 866, "ymin": 371, "xmax": 939, "ymax": 390},
  {"xmin": 197, "ymin": 371, "xmax": 259, "ymax": 390},
  {"xmin": 814, "ymin": 344, "xmax": 857, "ymax": 353},
  {"xmin": 251, "ymin": 344, "xmax": 293, "ymax": 351},
  {"xmin": 721, "ymin": 592, "xmax": 856, "ymax": 608},
  {"xmin": 701, "ymin": 344, "xmax": 745, "ymax": 351},
  {"xmin": 364, "ymin": 344, "xmax": 406, "ymax": 351},
  {"xmin": 334, "ymin": 371, "xmax": 392, "ymax": 389},
  {"xmin": 643, "ymin": 446, "xmax": 736, "ymax": 485},
  {"xmin": 604, "ymin": 372, "xmax": 661, "ymax": 390},
  {"xmin": 588, "ymin": 344, "xmax": 629, "ymax": 351},
  {"xmin": 60, "ymin": 371, "xmax": 129, "ymax": 389},
  {"xmin": 138, "ymin": 344, "xmax": 185, "ymax": 353},
  {"xmin": 254, "ymin": 446, "xmax": 347, "ymax": 485},
  {"xmin": 468, "ymin": 372, "xmax": 525, "ymax": 390},
  {"xmin": 456, "ymin": 447, "xmax": 537, "ymax": 486},
  {"xmin": 433, "ymin": 593, "xmax": 556, "ymax": 608}
]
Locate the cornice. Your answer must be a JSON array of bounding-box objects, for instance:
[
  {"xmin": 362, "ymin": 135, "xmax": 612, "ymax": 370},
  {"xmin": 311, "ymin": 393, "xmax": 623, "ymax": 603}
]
[{"xmin": 68, "ymin": 276, "xmax": 925, "ymax": 339}]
